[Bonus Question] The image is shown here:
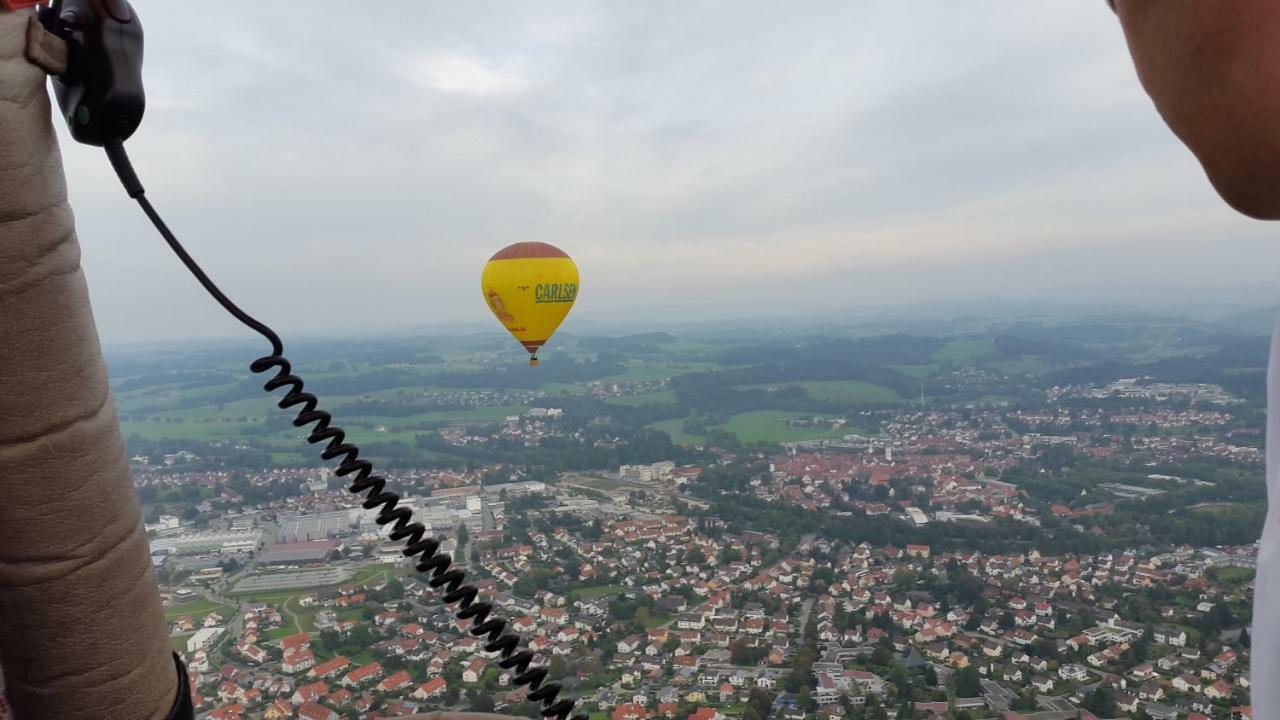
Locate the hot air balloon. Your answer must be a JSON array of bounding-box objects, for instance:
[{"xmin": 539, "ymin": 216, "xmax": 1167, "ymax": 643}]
[{"xmin": 481, "ymin": 242, "xmax": 579, "ymax": 366}]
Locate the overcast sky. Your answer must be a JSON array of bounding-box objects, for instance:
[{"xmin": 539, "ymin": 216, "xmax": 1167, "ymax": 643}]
[{"xmin": 57, "ymin": 1, "xmax": 1280, "ymax": 344}]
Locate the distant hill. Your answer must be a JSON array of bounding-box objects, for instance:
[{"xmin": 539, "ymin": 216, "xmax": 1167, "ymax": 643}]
[
  {"xmin": 996, "ymin": 321, "xmax": 1151, "ymax": 345},
  {"xmin": 1040, "ymin": 340, "xmax": 1268, "ymax": 401},
  {"xmin": 621, "ymin": 332, "xmax": 677, "ymax": 344},
  {"xmin": 992, "ymin": 334, "xmax": 1098, "ymax": 362},
  {"xmin": 577, "ymin": 332, "xmax": 677, "ymax": 353},
  {"xmin": 717, "ymin": 335, "xmax": 946, "ymax": 366},
  {"xmin": 1216, "ymin": 306, "xmax": 1279, "ymax": 336}
]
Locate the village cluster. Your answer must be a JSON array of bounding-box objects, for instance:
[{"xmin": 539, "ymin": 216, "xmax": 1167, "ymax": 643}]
[{"xmin": 32, "ymin": 378, "xmax": 1257, "ymax": 720}]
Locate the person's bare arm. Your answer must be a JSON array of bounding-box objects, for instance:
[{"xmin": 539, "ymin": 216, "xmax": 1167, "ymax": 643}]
[{"xmin": 1114, "ymin": 0, "xmax": 1280, "ymax": 219}]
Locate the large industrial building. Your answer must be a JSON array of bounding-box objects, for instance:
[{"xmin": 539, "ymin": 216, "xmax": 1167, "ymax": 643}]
[
  {"xmin": 258, "ymin": 540, "xmax": 338, "ymax": 566},
  {"xmin": 276, "ymin": 509, "xmax": 360, "ymax": 543},
  {"xmin": 148, "ymin": 528, "xmax": 263, "ymax": 556}
]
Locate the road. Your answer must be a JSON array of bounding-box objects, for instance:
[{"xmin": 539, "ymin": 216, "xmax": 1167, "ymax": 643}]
[
  {"xmin": 793, "ymin": 532, "xmax": 818, "ymax": 628},
  {"xmin": 202, "ymin": 586, "xmax": 248, "ymax": 641},
  {"xmin": 797, "ymin": 597, "xmax": 815, "ymax": 633}
]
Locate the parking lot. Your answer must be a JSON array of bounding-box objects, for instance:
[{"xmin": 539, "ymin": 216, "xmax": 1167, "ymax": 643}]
[{"xmin": 231, "ymin": 567, "xmax": 352, "ymax": 593}]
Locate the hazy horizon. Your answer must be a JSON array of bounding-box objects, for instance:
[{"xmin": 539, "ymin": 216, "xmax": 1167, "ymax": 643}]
[
  {"xmin": 98, "ymin": 297, "xmax": 1280, "ymax": 357},
  {"xmin": 59, "ymin": 1, "xmax": 1280, "ymax": 344}
]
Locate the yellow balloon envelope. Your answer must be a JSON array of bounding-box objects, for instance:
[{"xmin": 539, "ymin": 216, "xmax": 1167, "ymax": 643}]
[{"xmin": 481, "ymin": 242, "xmax": 579, "ymax": 366}]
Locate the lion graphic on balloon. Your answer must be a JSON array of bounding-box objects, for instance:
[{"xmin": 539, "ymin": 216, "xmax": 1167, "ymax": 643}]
[{"xmin": 486, "ymin": 288, "xmax": 516, "ymax": 324}]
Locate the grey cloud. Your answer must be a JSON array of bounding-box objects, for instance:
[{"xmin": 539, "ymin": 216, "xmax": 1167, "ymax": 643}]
[{"xmin": 54, "ymin": 1, "xmax": 1280, "ymax": 345}]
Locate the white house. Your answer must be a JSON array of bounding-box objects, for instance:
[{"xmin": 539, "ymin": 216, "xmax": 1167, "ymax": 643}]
[
  {"xmin": 1059, "ymin": 664, "xmax": 1088, "ymax": 682},
  {"xmin": 186, "ymin": 627, "xmax": 224, "ymax": 654}
]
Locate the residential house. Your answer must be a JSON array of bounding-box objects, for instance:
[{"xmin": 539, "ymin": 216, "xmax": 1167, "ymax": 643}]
[
  {"xmin": 413, "ymin": 677, "xmax": 448, "ymax": 701},
  {"xmin": 378, "ymin": 670, "xmax": 413, "ymax": 693},
  {"xmin": 296, "ymin": 702, "xmax": 338, "ymax": 720},
  {"xmin": 341, "ymin": 662, "xmax": 383, "ymax": 688}
]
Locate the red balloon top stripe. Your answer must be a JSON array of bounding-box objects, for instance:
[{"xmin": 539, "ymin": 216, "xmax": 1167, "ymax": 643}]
[{"xmin": 488, "ymin": 242, "xmax": 570, "ymax": 261}]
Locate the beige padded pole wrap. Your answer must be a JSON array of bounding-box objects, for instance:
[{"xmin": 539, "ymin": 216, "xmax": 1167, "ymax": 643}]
[{"xmin": 0, "ymin": 7, "xmax": 177, "ymax": 720}]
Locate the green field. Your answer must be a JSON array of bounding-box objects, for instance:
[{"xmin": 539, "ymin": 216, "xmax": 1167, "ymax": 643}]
[
  {"xmin": 266, "ymin": 622, "xmax": 299, "ymax": 640},
  {"xmin": 569, "ymin": 584, "xmax": 626, "ymax": 601},
  {"xmin": 714, "ymin": 410, "xmax": 853, "ymax": 443},
  {"xmin": 742, "ymin": 380, "xmax": 901, "ymax": 403},
  {"xmin": 337, "ymin": 607, "xmax": 366, "ymax": 622},
  {"xmin": 342, "ymin": 405, "xmax": 526, "ymax": 428},
  {"xmin": 595, "ymin": 362, "xmax": 722, "ymax": 384},
  {"xmin": 120, "ymin": 417, "xmax": 263, "ymax": 442},
  {"xmin": 265, "ymin": 615, "xmax": 301, "ymax": 641},
  {"xmin": 892, "ymin": 364, "xmax": 939, "ymax": 378},
  {"xmin": 647, "ymin": 418, "xmax": 705, "ymax": 445},
  {"xmin": 118, "ymin": 393, "xmax": 529, "ymax": 465},
  {"xmin": 984, "ymin": 358, "xmax": 1054, "ymax": 376},
  {"xmin": 163, "ymin": 598, "xmax": 232, "ymax": 620},
  {"xmin": 227, "ymin": 589, "xmax": 308, "ymax": 603},
  {"xmin": 933, "ymin": 339, "xmax": 997, "ymax": 363},
  {"xmin": 348, "ymin": 562, "xmax": 405, "ymax": 586},
  {"xmin": 133, "ymin": 397, "xmax": 269, "ymax": 422},
  {"xmin": 1209, "ymin": 566, "xmax": 1256, "ymax": 588},
  {"xmin": 110, "ymin": 348, "xmax": 819, "ymax": 457},
  {"xmin": 288, "ymin": 596, "xmax": 321, "ymax": 633},
  {"xmin": 113, "ymin": 382, "xmax": 244, "ymax": 414},
  {"xmin": 313, "ymin": 641, "xmax": 376, "ymax": 666}
]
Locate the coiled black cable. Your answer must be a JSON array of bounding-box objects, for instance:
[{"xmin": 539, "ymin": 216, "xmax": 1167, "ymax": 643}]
[{"xmin": 105, "ymin": 139, "xmax": 585, "ymax": 720}]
